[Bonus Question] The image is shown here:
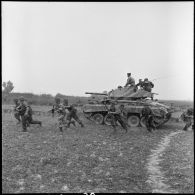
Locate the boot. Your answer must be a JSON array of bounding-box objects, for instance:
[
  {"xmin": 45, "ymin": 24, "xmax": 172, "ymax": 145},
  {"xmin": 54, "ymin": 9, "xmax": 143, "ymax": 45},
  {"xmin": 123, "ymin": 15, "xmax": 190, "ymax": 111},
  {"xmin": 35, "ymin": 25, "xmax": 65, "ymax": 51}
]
[
  {"xmin": 39, "ymin": 122, "xmax": 42, "ymax": 127},
  {"xmin": 72, "ymin": 120, "xmax": 76, "ymax": 127},
  {"xmin": 59, "ymin": 127, "xmax": 63, "ymax": 132}
]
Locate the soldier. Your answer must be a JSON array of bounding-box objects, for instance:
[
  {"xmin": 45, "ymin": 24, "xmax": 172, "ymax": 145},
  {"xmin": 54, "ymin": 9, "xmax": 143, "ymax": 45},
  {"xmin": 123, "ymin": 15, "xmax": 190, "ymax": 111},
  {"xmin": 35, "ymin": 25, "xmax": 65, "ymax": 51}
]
[
  {"xmin": 66, "ymin": 104, "xmax": 84, "ymax": 128},
  {"xmin": 124, "ymin": 73, "xmax": 135, "ymax": 87},
  {"xmin": 52, "ymin": 98, "xmax": 66, "ymax": 132},
  {"xmin": 24, "ymin": 101, "xmax": 42, "ymax": 128},
  {"xmin": 13, "ymin": 98, "xmax": 21, "ymax": 124},
  {"xmin": 142, "ymin": 78, "xmax": 154, "ymax": 92},
  {"xmin": 109, "ymin": 102, "xmax": 128, "ymax": 134},
  {"xmin": 52, "ymin": 98, "xmax": 75, "ymax": 132},
  {"xmin": 181, "ymin": 108, "xmax": 194, "ymax": 131},
  {"xmin": 141, "ymin": 105, "xmax": 155, "ymax": 132},
  {"xmin": 17, "ymin": 97, "xmax": 41, "ymax": 132},
  {"xmin": 135, "ymin": 79, "xmax": 144, "ymax": 89}
]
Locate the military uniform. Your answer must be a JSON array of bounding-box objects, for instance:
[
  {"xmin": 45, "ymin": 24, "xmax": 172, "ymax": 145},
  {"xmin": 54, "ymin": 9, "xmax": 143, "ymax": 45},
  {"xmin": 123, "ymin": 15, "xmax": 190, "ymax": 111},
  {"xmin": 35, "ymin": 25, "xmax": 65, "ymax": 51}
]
[
  {"xmin": 24, "ymin": 105, "xmax": 42, "ymax": 127},
  {"xmin": 181, "ymin": 108, "xmax": 194, "ymax": 131},
  {"xmin": 141, "ymin": 106, "xmax": 155, "ymax": 132},
  {"xmin": 17, "ymin": 97, "xmax": 41, "ymax": 131},
  {"xmin": 13, "ymin": 99, "xmax": 21, "ymax": 124},
  {"xmin": 136, "ymin": 80, "xmax": 144, "ymax": 89},
  {"xmin": 125, "ymin": 76, "xmax": 135, "ymax": 87},
  {"xmin": 109, "ymin": 104, "xmax": 128, "ymax": 133},
  {"xmin": 142, "ymin": 79, "xmax": 154, "ymax": 92},
  {"xmin": 66, "ymin": 105, "xmax": 84, "ymax": 128},
  {"xmin": 53, "ymin": 102, "xmax": 75, "ymax": 132}
]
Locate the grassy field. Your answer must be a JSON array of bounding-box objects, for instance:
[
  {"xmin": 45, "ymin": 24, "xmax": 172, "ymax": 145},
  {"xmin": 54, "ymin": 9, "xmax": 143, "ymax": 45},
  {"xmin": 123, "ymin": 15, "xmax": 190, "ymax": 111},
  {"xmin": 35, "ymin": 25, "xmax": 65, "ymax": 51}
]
[{"xmin": 2, "ymin": 104, "xmax": 194, "ymax": 193}]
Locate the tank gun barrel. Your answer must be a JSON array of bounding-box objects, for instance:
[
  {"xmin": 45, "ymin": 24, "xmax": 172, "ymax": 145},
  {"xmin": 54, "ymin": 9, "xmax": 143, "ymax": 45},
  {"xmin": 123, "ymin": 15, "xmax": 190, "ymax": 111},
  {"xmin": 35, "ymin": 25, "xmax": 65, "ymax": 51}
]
[{"xmin": 85, "ymin": 92, "xmax": 108, "ymax": 96}]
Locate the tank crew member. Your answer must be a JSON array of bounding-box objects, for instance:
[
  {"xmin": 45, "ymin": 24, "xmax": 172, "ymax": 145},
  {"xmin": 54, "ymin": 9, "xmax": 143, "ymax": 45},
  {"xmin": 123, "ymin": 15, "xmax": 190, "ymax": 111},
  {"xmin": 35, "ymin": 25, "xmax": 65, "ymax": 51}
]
[
  {"xmin": 142, "ymin": 78, "xmax": 154, "ymax": 92},
  {"xmin": 124, "ymin": 73, "xmax": 135, "ymax": 87},
  {"xmin": 181, "ymin": 108, "xmax": 194, "ymax": 131},
  {"xmin": 141, "ymin": 105, "xmax": 156, "ymax": 132},
  {"xmin": 135, "ymin": 79, "xmax": 144, "ymax": 89},
  {"xmin": 66, "ymin": 104, "xmax": 84, "ymax": 128},
  {"xmin": 109, "ymin": 102, "xmax": 128, "ymax": 134},
  {"xmin": 13, "ymin": 98, "xmax": 21, "ymax": 124}
]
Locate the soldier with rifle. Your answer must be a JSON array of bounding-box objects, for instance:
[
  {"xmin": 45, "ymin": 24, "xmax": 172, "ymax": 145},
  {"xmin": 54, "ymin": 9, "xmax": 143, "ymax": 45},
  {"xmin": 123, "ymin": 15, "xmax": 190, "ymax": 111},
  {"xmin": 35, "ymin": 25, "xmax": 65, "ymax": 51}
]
[
  {"xmin": 181, "ymin": 108, "xmax": 194, "ymax": 131},
  {"xmin": 13, "ymin": 98, "xmax": 21, "ymax": 124},
  {"xmin": 17, "ymin": 97, "xmax": 42, "ymax": 132},
  {"xmin": 66, "ymin": 104, "xmax": 84, "ymax": 128},
  {"xmin": 51, "ymin": 98, "xmax": 75, "ymax": 132},
  {"xmin": 141, "ymin": 105, "xmax": 156, "ymax": 132},
  {"xmin": 108, "ymin": 101, "xmax": 128, "ymax": 134}
]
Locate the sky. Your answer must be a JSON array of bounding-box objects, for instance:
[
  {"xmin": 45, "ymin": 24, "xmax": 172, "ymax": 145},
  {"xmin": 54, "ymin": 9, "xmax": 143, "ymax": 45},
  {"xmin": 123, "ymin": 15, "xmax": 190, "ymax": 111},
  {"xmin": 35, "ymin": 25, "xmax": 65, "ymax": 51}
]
[{"xmin": 2, "ymin": 2, "xmax": 194, "ymax": 100}]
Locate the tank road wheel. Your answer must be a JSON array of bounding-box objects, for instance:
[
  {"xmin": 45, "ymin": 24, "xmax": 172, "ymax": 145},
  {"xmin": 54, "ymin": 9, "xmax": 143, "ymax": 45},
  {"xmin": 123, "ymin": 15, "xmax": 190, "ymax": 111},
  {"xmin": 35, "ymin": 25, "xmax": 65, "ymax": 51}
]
[
  {"xmin": 92, "ymin": 113, "xmax": 104, "ymax": 125},
  {"xmin": 104, "ymin": 114, "xmax": 114, "ymax": 126},
  {"xmin": 140, "ymin": 117, "xmax": 146, "ymax": 127},
  {"xmin": 127, "ymin": 115, "xmax": 140, "ymax": 127}
]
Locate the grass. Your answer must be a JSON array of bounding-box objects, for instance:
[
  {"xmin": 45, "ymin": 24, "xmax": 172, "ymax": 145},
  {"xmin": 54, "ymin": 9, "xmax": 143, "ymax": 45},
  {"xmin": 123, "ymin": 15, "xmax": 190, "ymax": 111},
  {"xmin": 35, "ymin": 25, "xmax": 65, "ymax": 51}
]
[{"xmin": 2, "ymin": 108, "xmax": 194, "ymax": 193}]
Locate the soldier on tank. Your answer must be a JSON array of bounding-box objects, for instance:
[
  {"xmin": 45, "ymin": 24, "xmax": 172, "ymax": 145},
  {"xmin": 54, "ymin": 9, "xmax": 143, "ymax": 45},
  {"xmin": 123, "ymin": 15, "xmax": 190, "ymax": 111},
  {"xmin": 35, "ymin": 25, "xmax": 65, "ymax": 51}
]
[
  {"xmin": 141, "ymin": 105, "xmax": 156, "ymax": 132},
  {"xmin": 181, "ymin": 108, "xmax": 194, "ymax": 131},
  {"xmin": 142, "ymin": 78, "xmax": 154, "ymax": 92},
  {"xmin": 135, "ymin": 79, "xmax": 144, "ymax": 89},
  {"xmin": 66, "ymin": 104, "xmax": 84, "ymax": 128},
  {"xmin": 17, "ymin": 97, "xmax": 41, "ymax": 132},
  {"xmin": 109, "ymin": 102, "xmax": 128, "ymax": 134},
  {"xmin": 124, "ymin": 73, "xmax": 135, "ymax": 87},
  {"xmin": 13, "ymin": 98, "xmax": 21, "ymax": 124}
]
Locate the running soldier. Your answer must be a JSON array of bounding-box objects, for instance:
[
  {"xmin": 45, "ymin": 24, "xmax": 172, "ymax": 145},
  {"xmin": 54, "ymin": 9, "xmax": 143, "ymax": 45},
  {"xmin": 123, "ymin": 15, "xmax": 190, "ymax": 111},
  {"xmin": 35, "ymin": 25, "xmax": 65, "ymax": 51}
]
[
  {"xmin": 181, "ymin": 108, "xmax": 194, "ymax": 131},
  {"xmin": 141, "ymin": 105, "xmax": 155, "ymax": 132},
  {"xmin": 109, "ymin": 102, "xmax": 128, "ymax": 134},
  {"xmin": 13, "ymin": 98, "xmax": 21, "ymax": 124},
  {"xmin": 52, "ymin": 98, "xmax": 75, "ymax": 132},
  {"xmin": 66, "ymin": 105, "xmax": 84, "ymax": 128},
  {"xmin": 17, "ymin": 97, "xmax": 42, "ymax": 132}
]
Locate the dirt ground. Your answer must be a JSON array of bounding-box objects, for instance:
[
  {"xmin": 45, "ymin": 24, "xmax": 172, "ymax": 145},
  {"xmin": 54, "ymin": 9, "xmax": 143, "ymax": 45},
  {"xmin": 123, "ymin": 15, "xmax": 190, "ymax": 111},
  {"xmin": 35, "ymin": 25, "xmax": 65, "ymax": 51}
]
[{"xmin": 2, "ymin": 111, "xmax": 194, "ymax": 193}]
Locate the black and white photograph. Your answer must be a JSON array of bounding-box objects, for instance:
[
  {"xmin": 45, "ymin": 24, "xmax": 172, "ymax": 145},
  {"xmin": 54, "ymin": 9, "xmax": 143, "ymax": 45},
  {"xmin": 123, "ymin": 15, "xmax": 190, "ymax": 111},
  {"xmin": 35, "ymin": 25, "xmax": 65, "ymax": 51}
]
[{"xmin": 2, "ymin": 1, "xmax": 194, "ymax": 193}]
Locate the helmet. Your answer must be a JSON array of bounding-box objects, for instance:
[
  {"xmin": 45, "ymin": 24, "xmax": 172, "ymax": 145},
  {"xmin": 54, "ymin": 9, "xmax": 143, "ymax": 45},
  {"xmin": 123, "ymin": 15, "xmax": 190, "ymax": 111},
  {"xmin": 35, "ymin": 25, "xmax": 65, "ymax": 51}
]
[
  {"xmin": 144, "ymin": 78, "xmax": 148, "ymax": 81},
  {"xmin": 19, "ymin": 96, "xmax": 25, "ymax": 101},
  {"xmin": 13, "ymin": 98, "xmax": 18, "ymax": 103},
  {"xmin": 55, "ymin": 97, "xmax": 60, "ymax": 103}
]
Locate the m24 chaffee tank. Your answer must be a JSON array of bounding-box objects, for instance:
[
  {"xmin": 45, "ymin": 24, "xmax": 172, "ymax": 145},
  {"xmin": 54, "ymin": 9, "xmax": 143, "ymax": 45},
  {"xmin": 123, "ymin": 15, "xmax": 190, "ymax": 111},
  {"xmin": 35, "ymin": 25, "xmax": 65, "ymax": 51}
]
[{"xmin": 82, "ymin": 86, "xmax": 174, "ymax": 128}]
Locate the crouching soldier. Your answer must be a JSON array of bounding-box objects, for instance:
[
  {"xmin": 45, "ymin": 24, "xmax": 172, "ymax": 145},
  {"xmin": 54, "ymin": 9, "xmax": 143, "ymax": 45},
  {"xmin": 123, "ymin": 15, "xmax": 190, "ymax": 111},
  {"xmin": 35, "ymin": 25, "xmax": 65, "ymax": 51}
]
[
  {"xmin": 66, "ymin": 105, "xmax": 84, "ymax": 128},
  {"xmin": 13, "ymin": 98, "xmax": 21, "ymax": 124},
  {"xmin": 109, "ymin": 102, "xmax": 128, "ymax": 134},
  {"xmin": 141, "ymin": 105, "xmax": 156, "ymax": 132},
  {"xmin": 181, "ymin": 108, "xmax": 194, "ymax": 131},
  {"xmin": 17, "ymin": 97, "xmax": 41, "ymax": 132}
]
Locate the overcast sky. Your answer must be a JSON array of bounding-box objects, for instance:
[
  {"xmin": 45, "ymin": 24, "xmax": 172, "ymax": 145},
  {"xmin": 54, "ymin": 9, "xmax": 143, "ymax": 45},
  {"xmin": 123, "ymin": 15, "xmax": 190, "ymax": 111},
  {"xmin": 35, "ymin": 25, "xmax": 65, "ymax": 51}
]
[{"xmin": 2, "ymin": 2, "xmax": 194, "ymax": 100}]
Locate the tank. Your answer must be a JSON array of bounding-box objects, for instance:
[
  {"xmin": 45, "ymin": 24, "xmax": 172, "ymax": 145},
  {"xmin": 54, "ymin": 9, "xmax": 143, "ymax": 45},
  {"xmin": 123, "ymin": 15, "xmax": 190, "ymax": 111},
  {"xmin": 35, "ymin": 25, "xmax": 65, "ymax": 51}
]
[{"xmin": 82, "ymin": 86, "xmax": 174, "ymax": 128}]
